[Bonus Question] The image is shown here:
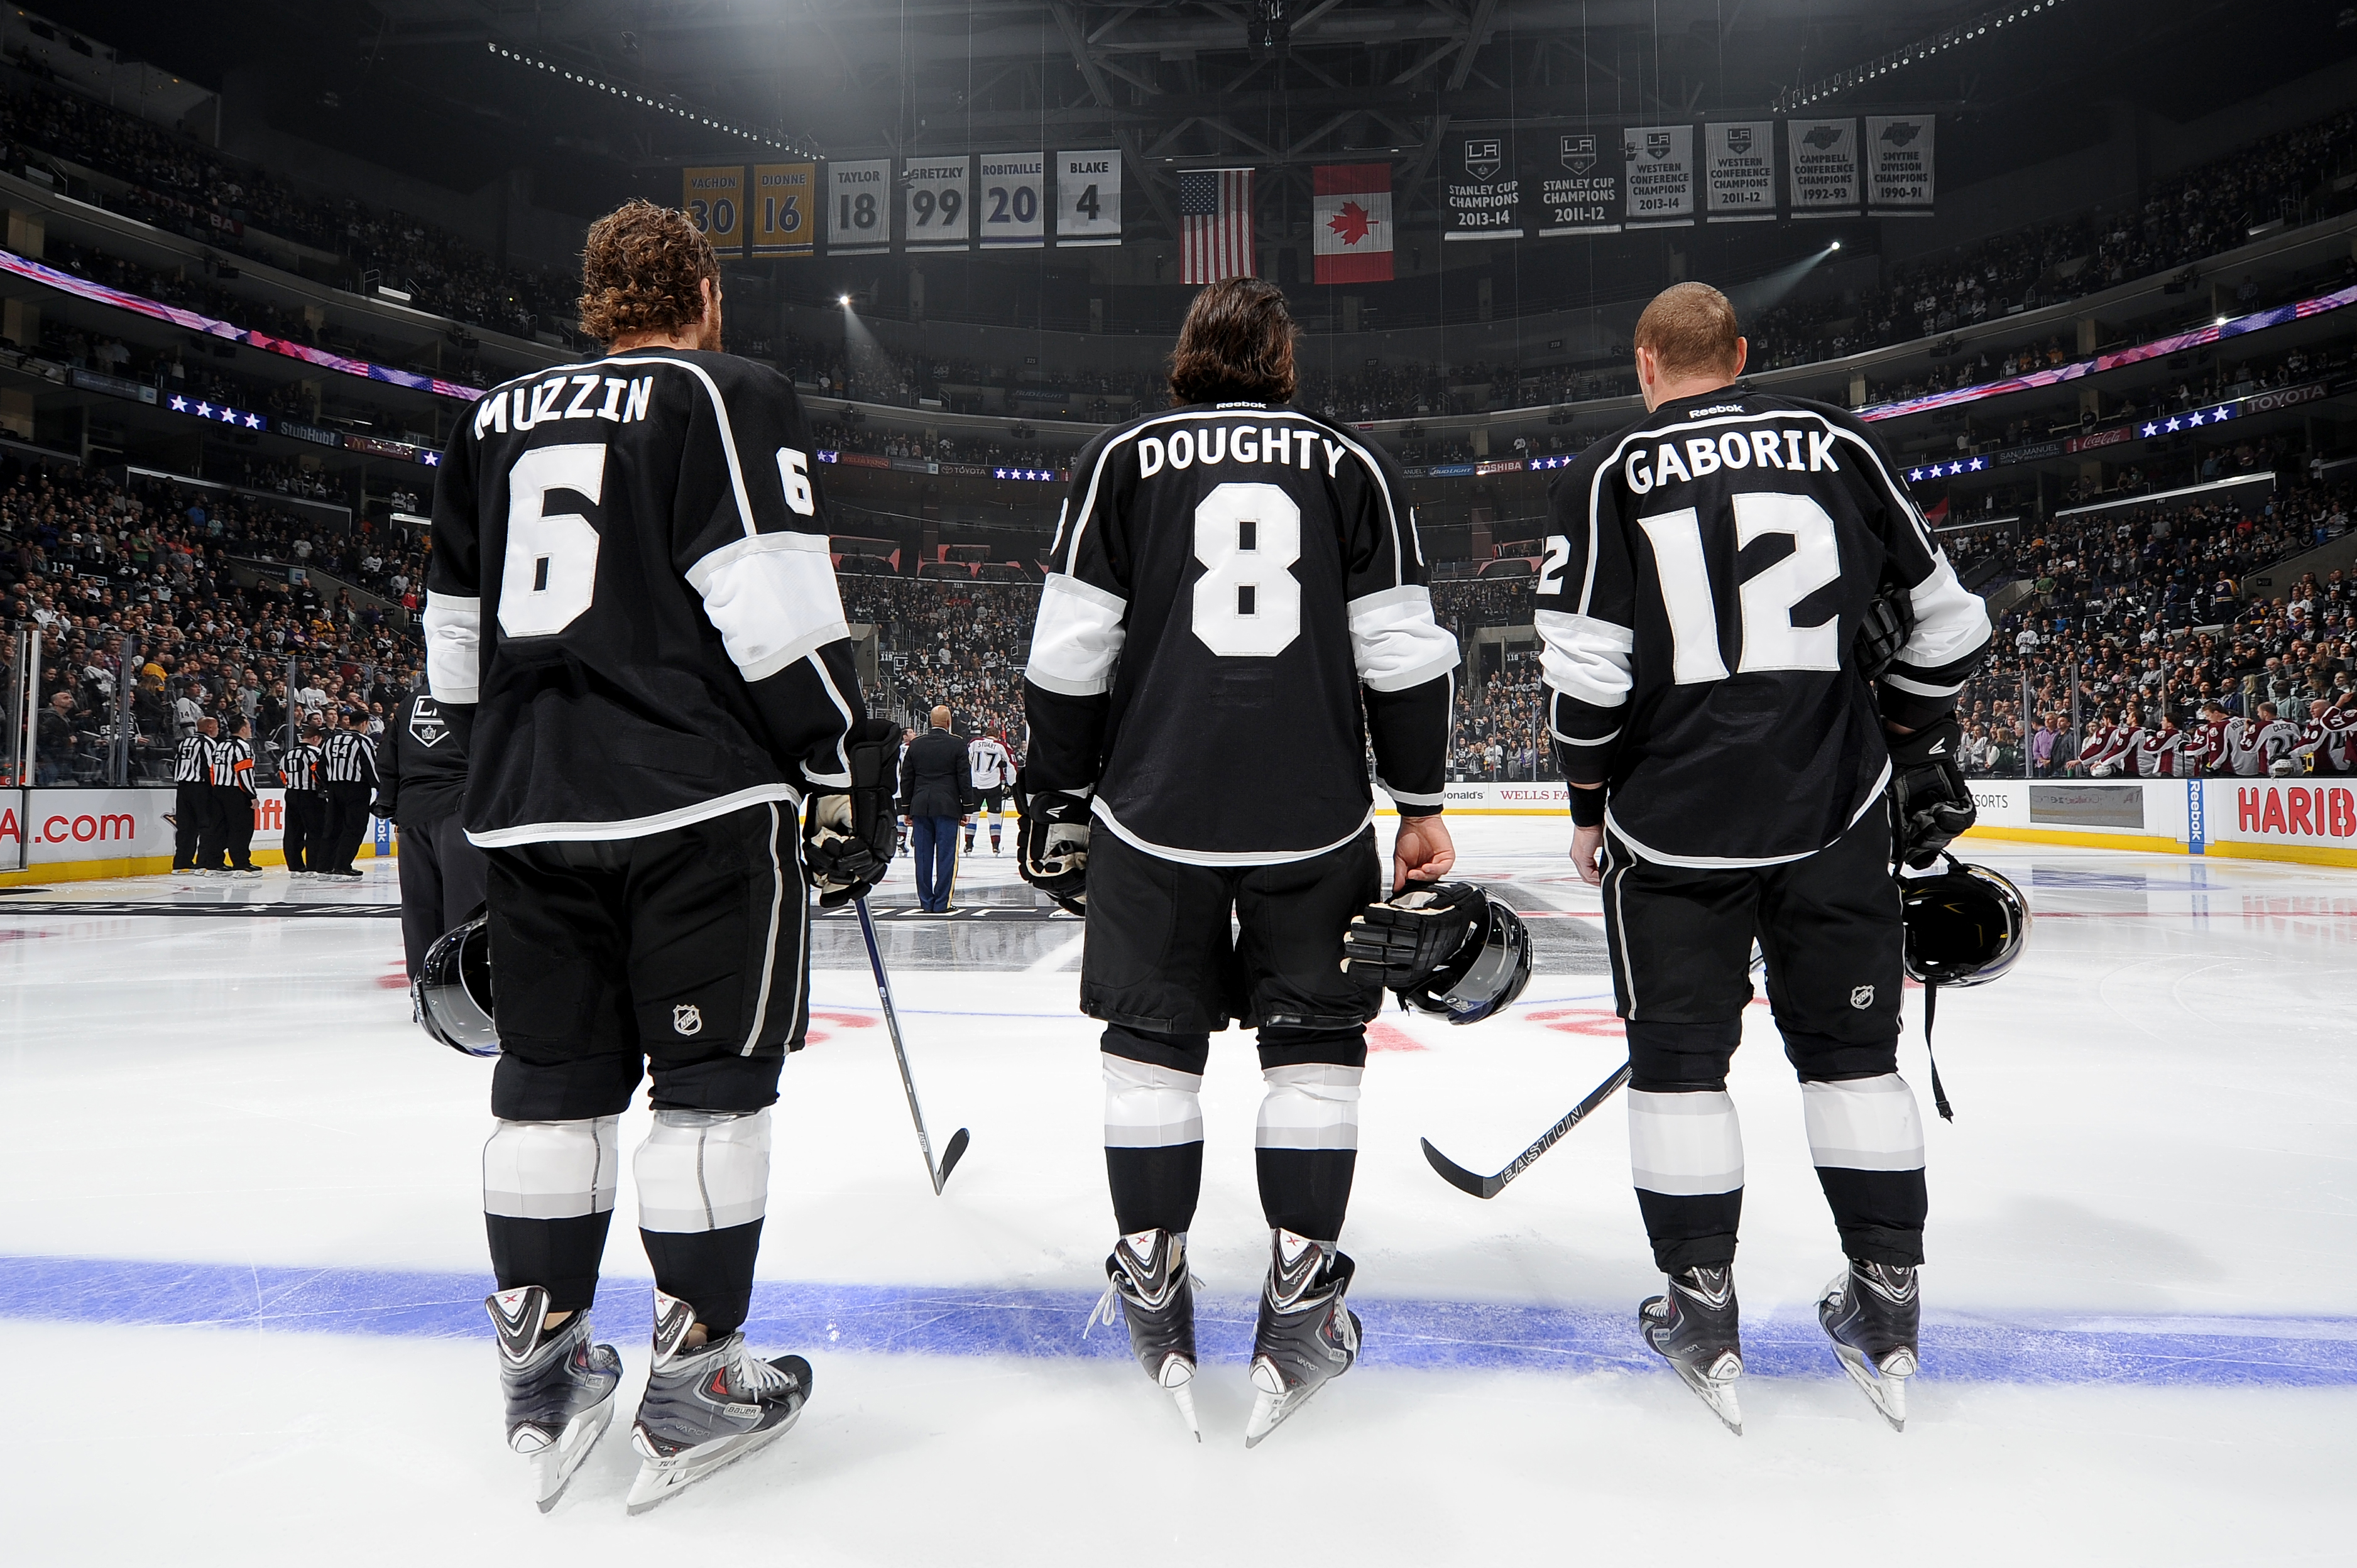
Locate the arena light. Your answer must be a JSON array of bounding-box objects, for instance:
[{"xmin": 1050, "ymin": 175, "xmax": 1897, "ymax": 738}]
[
  {"xmin": 483, "ymin": 41, "xmax": 815, "ymax": 156},
  {"xmin": 1775, "ymin": 1, "xmax": 2071, "ymax": 113},
  {"xmin": 839, "ymin": 293, "xmax": 853, "ymax": 307}
]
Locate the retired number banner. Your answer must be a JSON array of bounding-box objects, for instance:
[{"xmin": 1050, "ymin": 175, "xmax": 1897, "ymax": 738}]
[
  {"xmin": 827, "ymin": 159, "xmax": 890, "ymax": 254},
  {"xmin": 1704, "ymin": 122, "xmax": 1776, "ymax": 221},
  {"xmin": 1534, "ymin": 133, "xmax": 1621, "ymax": 235},
  {"xmin": 750, "ymin": 163, "xmax": 816, "ymax": 256},
  {"xmin": 1787, "ymin": 119, "xmax": 1860, "ymax": 217},
  {"xmin": 1054, "ymin": 150, "xmax": 1122, "ymax": 246},
  {"xmin": 682, "ymin": 166, "xmax": 746, "ymax": 255},
  {"xmin": 900, "ymin": 157, "xmax": 971, "ymax": 252},
  {"xmin": 1444, "ymin": 131, "xmax": 1523, "ymax": 241},
  {"xmin": 1867, "ymin": 116, "xmax": 1935, "ymax": 213},
  {"xmin": 978, "ymin": 153, "xmax": 1046, "ymax": 248},
  {"xmin": 1624, "ymin": 124, "xmax": 1695, "ymax": 227}
]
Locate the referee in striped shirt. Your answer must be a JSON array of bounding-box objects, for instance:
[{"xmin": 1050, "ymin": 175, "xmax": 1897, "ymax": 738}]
[
  {"xmin": 319, "ymin": 710, "xmax": 378, "ymax": 879},
  {"xmin": 280, "ymin": 724, "xmax": 327, "ymax": 875}
]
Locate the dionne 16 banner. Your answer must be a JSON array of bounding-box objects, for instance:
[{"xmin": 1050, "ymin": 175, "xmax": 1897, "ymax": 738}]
[{"xmin": 750, "ymin": 163, "xmax": 816, "ymax": 256}]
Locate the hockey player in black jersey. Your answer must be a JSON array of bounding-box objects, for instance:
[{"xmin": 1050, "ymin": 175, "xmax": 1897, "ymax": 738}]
[
  {"xmin": 1020, "ymin": 278, "xmax": 1460, "ymax": 1446},
  {"xmin": 1538, "ymin": 284, "xmax": 1990, "ymax": 1434},
  {"xmin": 426, "ymin": 202, "xmax": 896, "ymax": 1511}
]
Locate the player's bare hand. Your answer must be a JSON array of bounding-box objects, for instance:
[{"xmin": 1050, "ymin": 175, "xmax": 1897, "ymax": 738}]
[
  {"xmin": 1392, "ymin": 813, "xmax": 1456, "ymax": 893},
  {"xmin": 1570, "ymin": 824, "xmax": 1605, "ymax": 886}
]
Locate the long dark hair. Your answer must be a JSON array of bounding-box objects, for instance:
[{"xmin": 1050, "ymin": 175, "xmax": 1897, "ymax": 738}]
[{"xmin": 1168, "ymin": 277, "xmax": 1298, "ymax": 406}]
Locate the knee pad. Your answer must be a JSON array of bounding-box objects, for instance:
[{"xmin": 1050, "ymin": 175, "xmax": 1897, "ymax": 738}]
[
  {"xmin": 1103, "ymin": 1055, "xmax": 1205, "ymax": 1148},
  {"xmin": 1802, "ymin": 1074, "xmax": 1925, "ymax": 1172},
  {"xmin": 1256, "ymin": 1063, "xmax": 1363, "ymax": 1151},
  {"xmin": 1626, "ymin": 1090, "xmax": 1743, "ymax": 1197},
  {"xmin": 1626, "ymin": 1018, "xmax": 1741, "ymax": 1092},
  {"xmin": 483, "ymin": 1116, "xmax": 620, "ymax": 1219},
  {"xmin": 635, "ymin": 1108, "xmax": 772, "ymax": 1233}
]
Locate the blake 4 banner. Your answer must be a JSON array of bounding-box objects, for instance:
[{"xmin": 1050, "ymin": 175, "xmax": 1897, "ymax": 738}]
[
  {"xmin": 1534, "ymin": 132, "xmax": 1621, "ymax": 235},
  {"xmin": 750, "ymin": 163, "xmax": 816, "ymax": 256},
  {"xmin": 1867, "ymin": 115, "xmax": 1936, "ymax": 212},
  {"xmin": 977, "ymin": 153, "xmax": 1046, "ymax": 248},
  {"xmin": 1623, "ymin": 124, "xmax": 1695, "ymax": 227},
  {"xmin": 682, "ymin": 166, "xmax": 746, "ymax": 254},
  {"xmin": 1313, "ymin": 165, "xmax": 1392, "ymax": 283},
  {"xmin": 826, "ymin": 159, "xmax": 890, "ymax": 255},
  {"xmin": 1054, "ymin": 150, "xmax": 1122, "ymax": 246},
  {"xmin": 1787, "ymin": 119, "xmax": 1860, "ymax": 217},
  {"xmin": 1444, "ymin": 131, "xmax": 1523, "ymax": 241},
  {"xmin": 900, "ymin": 156, "xmax": 971, "ymax": 252},
  {"xmin": 1704, "ymin": 121, "xmax": 1776, "ymax": 221}
]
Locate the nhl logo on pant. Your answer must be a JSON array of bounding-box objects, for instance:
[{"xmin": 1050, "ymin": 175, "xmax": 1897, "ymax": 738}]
[
  {"xmin": 672, "ymin": 1003, "xmax": 704, "ymax": 1036},
  {"xmin": 1849, "ymin": 985, "xmax": 1876, "ymax": 1010}
]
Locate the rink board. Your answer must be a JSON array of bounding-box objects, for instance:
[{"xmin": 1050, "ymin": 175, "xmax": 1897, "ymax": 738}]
[{"xmin": 0, "ymin": 787, "xmax": 395, "ymax": 885}]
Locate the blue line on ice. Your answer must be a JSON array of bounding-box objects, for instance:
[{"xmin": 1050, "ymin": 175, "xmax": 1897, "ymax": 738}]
[{"xmin": 4, "ymin": 1256, "xmax": 2351, "ymax": 1386}]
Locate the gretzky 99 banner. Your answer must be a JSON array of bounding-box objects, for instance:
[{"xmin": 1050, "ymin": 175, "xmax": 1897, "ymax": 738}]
[
  {"xmin": 1787, "ymin": 119, "xmax": 1861, "ymax": 217},
  {"xmin": 1704, "ymin": 122, "xmax": 1776, "ymax": 221},
  {"xmin": 1445, "ymin": 131, "xmax": 1523, "ymax": 240},
  {"xmin": 900, "ymin": 156, "xmax": 971, "ymax": 251},
  {"xmin": 1623, "ymin": 124, "xmax": 1695, "ymax": 227},
  {"xmin": 1534, "ymin": 133, "xmax": 1621, "ymax": 235},
  {"xmin": 1867, "ymin": 115, "xmax": 1936, "ymax": 212}
]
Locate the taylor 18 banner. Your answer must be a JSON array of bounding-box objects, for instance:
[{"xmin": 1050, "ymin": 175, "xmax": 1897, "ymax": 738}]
[
  {"xmin": 1054, "ymin": 149, "xmax": 1122, "ymax": 245},
  {"xmin": 977, "ymin": 153, "xmax": 1046, "ymax": 248},
  {"xmin": 827, "ymin": 159, "xmax": 890, "ymax": 254},
  {"xmin": 1313, "ymin": 164, "xmax": 1392, "ymax": 283},
  {"xmin": 1704, "ymin": 121, "xmax": 1775, "ymax": 220},
  {"xmin": 1444, "ymin": 131, "xmax": 1523, "ymax": 240},
  {"xmin": 1623, "ymin": 124, "xmax": 1695, "ymax": 227},
  {"xmin": 1534, "ymin": 132, "xmax": 1621, "ymax": 235},
  {"xmin": 1787, "ymin": 119, "xmax": 1860, "ymax": 217},
  {"xmin": 1867, "ymin": 115, "xmax": 1935, "ymax": 212},
  {"xmin": 900, "ymin": 156, "xmax": 971, "ymax": 251}
]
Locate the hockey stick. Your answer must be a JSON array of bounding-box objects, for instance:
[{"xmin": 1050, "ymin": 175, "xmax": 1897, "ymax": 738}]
[
  {"xmin": 1419, "ymin": 1060, "xmax": 1632, "ymax": 1199},
  {"xmin": 854, "ymin": 895, "xmax": 971, "ymax": 1194}
]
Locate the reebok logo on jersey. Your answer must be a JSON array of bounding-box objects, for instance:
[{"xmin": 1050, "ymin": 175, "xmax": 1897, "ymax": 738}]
[
  {"xmin": 673, "ymin": 1004, "xmax": 703, "ymax": 1036},
  {"xmin": 1685, "ymin": 403, "xmax": 1746, "ymax": 417}
]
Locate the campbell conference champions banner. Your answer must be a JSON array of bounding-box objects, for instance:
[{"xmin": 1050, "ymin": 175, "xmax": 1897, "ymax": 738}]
[
  {"xmin": 1867, "ymin": 115, "xmax": 1936, "ymax": 212},
  {"xmin": 1788, "ymin": 119, "xmax": 1861, "ymax": 217}
]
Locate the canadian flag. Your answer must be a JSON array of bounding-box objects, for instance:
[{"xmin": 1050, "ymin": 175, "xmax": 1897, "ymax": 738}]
[{"xmin": 1313, "ymin": 164, "xmax": 1393, "ymax": 284}]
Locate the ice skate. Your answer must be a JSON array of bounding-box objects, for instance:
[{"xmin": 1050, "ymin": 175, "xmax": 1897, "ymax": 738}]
[
  {"xmin": 1640, "ymin": 1265, "xmax": 1744, "ymax": 1435},
  {"xmin": 1820, "ymin": 1260, "xmax": 1920, "ymax": 1432},
  {"xmin": 1243, "ymin": 1229, "xmax": 1360, "ymax": 1448},
  {"xmin": 486, "ymin": 1285, "xmax": 622, "ymax": 1513},
  {"xmin": 1086, "ymin": 1228, "xmax": 1200, "ymax": 1440},
  {"xmin": 626, "ymin": 1290, "xmax": 812, "ymax": 1515}
]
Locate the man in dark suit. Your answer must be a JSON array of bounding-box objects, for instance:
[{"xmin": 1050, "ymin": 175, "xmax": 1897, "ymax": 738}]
[{"xmin": 897, "ymin": 705, "xmax": 976, "ymax": 913}]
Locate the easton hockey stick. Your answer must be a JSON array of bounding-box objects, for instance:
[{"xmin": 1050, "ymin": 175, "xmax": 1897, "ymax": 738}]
[
  {"xmin": 1420, "ymin": 1060, "xmax": 1632, "ymax": 1199},
  {"xmin": 855, "ymin": 895, "xmax": 970, "ymax": 1194}
]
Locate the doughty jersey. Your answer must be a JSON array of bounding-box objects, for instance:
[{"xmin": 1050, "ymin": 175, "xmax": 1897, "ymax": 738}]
[
  {"xmin": 1024, "ymin": 401, "xmax": 1458, "ymax": 863},
  {"xmin": 1540, "ymin": 389, "xmax": 1991, "ymax": 866},
  {"xmin": 426, "ymin": 349, "xmax": 862, "ymax": 846},
  {"xmin": 968, "ymin": 734, "xmax": 1015, "ymax": 792}
]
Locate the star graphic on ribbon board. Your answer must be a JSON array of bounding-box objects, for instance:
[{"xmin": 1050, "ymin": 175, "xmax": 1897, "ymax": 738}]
[{"xmin": 1327, "ymin": 200, "xmax": 1375, "ymax": 248}]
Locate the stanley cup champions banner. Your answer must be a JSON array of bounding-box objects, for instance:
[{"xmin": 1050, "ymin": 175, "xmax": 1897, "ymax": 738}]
[
  {"xmin": 1535, "ymin": 133, "xmax": 1621, "ymax": 234},
  {"xmin": 900, "ymin": 156, "xmax": 971, "ymax": 252},
  {"xmin": 1704, "ymin": 122, "xmax": 1776, "ymax": 221},
  {"xmin": 1623, "ymin": 124, "xmax": 1696, "ymax": 227},
  {"xmin": 1444, "ymin": 132, "xmax": 1523, "ymax": 240},
  {"xmin": 1866, "ymin": 115, "xmax": 1936, "ymax": 212},
  {"xmin": 1787, "ymin": 119, "xmax": 1861, "ymax": 217},
  {"xmin": 1054, "ymin": 150, "xmax": 1123, "ymax": 245},
  {"xmin": 826, "ymin": 159, "xmax": 890, "ymax": 254}
]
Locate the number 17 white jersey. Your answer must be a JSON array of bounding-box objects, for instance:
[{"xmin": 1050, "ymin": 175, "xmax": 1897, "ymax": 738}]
[
  {"xmin": 1539, "ymin": 390, "xmax": 1991, "ymax": 866},
  {"xmin": 1022, "ymin": 401, "xmax": 1459, "ymax": 864}
]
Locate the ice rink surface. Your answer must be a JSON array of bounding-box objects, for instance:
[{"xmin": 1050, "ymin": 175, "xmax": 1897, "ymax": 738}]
[{"xmin": 1, "ymin": 819, "xmax": 2351, "ymax": 1564}]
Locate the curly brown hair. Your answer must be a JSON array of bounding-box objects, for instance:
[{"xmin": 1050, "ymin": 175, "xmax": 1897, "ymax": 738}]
[
  {"xmin": 577, "ymin": 199, "xmax": 719, "ymax": 347},
  {"xmin": 1168, "ymin": 277, "xmax": 1297, "ymax": 406}
]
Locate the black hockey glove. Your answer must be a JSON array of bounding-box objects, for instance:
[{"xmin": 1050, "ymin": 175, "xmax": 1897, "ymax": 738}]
[
  {"xmin": 1342, "ymin": 881, "xmax": 1482, "ymax": 989},
  {"xmin": 1888, "ymin": 716, "xmax": 1977, "ymax": 871},
  {"xmin": 1014, "ymin": 773, "xmax": 1091, "ymax": 916},
  {"xmin": 802, "ymin": 718, "xmax": 900, "ymax": 908}
]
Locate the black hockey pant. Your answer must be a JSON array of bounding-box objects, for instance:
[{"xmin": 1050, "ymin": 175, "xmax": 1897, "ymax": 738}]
[
  {"xmin": 397, "ymin": 812, "xmax": 488, "ymax": 981},
  {"xmin": 321, "ymin": 783, "xmax": 371, "ymax": 873},
  {"xmin": 282, "ymin": 790, "xmax": 325, "ymax": 872},
  {"xmin": 172, "ymin": 781, "xmax": 212, "ymax": 869}
]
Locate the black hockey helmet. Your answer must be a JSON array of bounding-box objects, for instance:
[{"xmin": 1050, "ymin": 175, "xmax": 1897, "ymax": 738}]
[
  {"xmin": 415, "ymin": 911, "xmax": 500, "ymax": 1057},
  {"xmin": 1396, "ymin": 889, "xmax": 1534, "ymax": 1025},
  {"xmin": 1900, "ymin": 857, "xmax": 2029, "ymax": 989}
]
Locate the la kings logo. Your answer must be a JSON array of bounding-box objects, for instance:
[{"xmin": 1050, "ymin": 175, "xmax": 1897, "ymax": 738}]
[
  {"xmin": 408, "ymin": 699, "xmax": 450, "ymax": 748},
  {"xmin": 1559, "ymin": 134, "xmax": 1597, "ymax": 175},
  {"xmin": 1462, "ymin": 138, "xmax": 1502, "ymax": 180}
]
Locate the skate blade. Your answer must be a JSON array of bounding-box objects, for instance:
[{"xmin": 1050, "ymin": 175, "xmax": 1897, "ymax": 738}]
[
  {"xmin": 625, "ymin": 1405, "xmax": 802, "ymax": 1516},
  {"xmin": 1832, "ymin": 1342, "xmax": 1911, "ymax": 1432},
  {"xmin": 1167, "ymin": 1380, "xmax": 1201, "ymax": 1442},
  {"xmin": 523, "ymin": 1395, "xmax": 616, "ymax": 1513},
  {"xmin": 1665, "ymin": 1357, "xmax": 1744, "ymax": 1436},
  {"xmin": 1243, "ymin": 1382, "xmax": 1319, "ymax": 1449}
]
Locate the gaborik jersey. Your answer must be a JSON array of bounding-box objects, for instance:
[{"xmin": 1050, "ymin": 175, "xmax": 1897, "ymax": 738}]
[
  {"xmin": 1023, "ymin": 400, "xmax": 1459, "ymax": 864},
  {"xmin": 1539, "ymin": 389, "xmax": 1991, "ymax": 866},
  {"xmin": 426, "ymin": 349, "xmax": 863, "ymax": 846}
]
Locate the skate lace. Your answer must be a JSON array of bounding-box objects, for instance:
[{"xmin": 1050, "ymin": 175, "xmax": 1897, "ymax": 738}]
[
  {"xmin": 728, "ymin": 1341, "xmax": 797, "ymax": 1400},
  {"xmin": 1084, "ymin": 1266, "xmax": 1205, "ymax": 1339}
]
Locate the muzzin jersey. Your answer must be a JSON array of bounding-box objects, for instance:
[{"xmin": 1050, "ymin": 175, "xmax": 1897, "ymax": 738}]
[
  {"xmin": 1023, "ymin": 401, "xmax": 1458, "ymax": 863},
  {"xmin": 426, "ymin": 349, "xmax": 862, "ymax": 846},
  {"xmin": 1540, "ymin": 390, "xmax": 1991, "ymax": 866}
]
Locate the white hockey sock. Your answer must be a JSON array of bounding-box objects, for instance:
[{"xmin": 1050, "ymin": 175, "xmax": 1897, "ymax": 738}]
[
  {"xmin": 1103, "ymin": 1056, "xmax": 1205, "ymax": 1149},
  {"xmin": 1802, "ymin": 1075, "xmax": 1926, "ymax": 1173},
  {"xmin": 1627, "ymin": 1089, "xmax": 1744, "ymax": 1197},
  {"xmin": 1255, "ymin": 1064, "xmax": 1362, "ymax": 1152},
  {"xmin": 634, "ymin": 1109, "xmax": 773, "ymax": 1233},
  {"xmin": 483, "ymin": 1116, "xmax": 620, "ymax": 1219}
]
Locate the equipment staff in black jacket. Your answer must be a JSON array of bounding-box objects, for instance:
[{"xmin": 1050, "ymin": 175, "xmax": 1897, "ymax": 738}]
[
  {"xmin": 897, "ymin": 705, "xmax": 976, "ymax": 913},
  {"xmin": 377, "ymin": 680, "xmax": 486, "ymax": 980}
]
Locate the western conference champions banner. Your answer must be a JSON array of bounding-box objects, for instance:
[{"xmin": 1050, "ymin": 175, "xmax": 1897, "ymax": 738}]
[
  {"xmin": 682, "ymin": 166, "xmax": 746, "ymax": 254},
  {"xmin": 750, "ymin": 163, "xmax": 816, "ymax": 256},
  {"xmin": 1444, "ymin": 131, "xmax": 1523, "ymax": 241},
  {"xmin": 1704, "ymin": 122, "xmax": 1775, "ymax": 221},
  {"xmin": 900, "ymin": 156, "xmax": 971, "ymax": 252},
  {"xmin": 1054, "ymin": 150, "xmax": 1122, "ymax": 246},
  {"xmin": 1867, "ymin": 115, "xmax": 1936, "ymax": 213},
  {"xmin": 1623, "ymin": 124, "xmax": 1695, "ymax": 227},
  {"xmin": 1787, "ymin": 119, "xmax": 1860, "ymax": 217},
  {"xmin": 1534, "ymin": 132, "xmax": 1620, "ymax": 235},
  {"xmin": 978, "ymin": 153, "xmax": 1046, "ymax": 248},
  {"xmin": 826, "ymin": 159, "xmax": 890, "ymax": 255}
]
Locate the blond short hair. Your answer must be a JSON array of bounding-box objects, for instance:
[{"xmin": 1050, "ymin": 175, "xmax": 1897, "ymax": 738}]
[{"xmin": 1633, "ymin": 282, "xmax": 1742, "ymax": 380}]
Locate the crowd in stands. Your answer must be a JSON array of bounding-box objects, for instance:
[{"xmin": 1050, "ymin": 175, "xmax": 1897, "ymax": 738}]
[
  {"xmin": 839, "ymin": 577, "xmax": 1036, "ymax": 747},
  {"xmin": 0, "ymin": 459, "xmax": 421, "ymax": 784},
  {"xmin": 0, "ymin": 63, "xmax": 577, "ymax": 346},
  {"xmin": 812, "ymin": 420, "xmax": 1069, "ymax": 474}
]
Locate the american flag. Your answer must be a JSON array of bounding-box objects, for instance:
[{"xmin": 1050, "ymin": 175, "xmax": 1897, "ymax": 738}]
[{"xmin": 1180, "ymin": 168, "xmax": 1255, "ymax": 284}]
